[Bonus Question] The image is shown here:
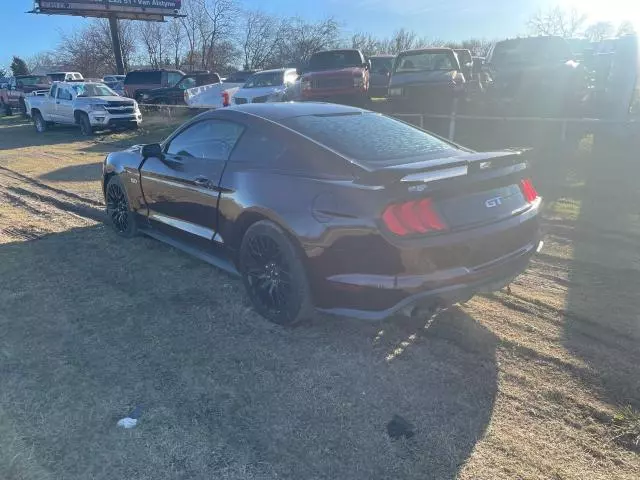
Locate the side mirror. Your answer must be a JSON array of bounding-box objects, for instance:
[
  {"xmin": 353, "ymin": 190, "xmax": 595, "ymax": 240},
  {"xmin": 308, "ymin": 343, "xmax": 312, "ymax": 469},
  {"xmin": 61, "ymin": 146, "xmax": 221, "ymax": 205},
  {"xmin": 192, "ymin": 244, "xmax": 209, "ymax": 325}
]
[
  {"xmin": 364, "ymin": 60, "xmax": 371, "ymax": 70},
  {"xmin": 141, "ymin": 143, "xmax": 163, "ymax": 159}
]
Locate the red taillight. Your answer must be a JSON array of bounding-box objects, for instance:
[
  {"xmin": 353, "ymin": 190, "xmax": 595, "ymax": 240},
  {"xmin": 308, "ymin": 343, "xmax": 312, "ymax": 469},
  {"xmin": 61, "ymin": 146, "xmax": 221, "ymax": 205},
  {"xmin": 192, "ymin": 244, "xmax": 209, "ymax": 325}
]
[
  {"xmin": 382, "ymin": 198, "xmax": 447, "ymax": 236},
  {"xmin": 520, "ymin": 179, "xmax": 539, "ymax": 203}
]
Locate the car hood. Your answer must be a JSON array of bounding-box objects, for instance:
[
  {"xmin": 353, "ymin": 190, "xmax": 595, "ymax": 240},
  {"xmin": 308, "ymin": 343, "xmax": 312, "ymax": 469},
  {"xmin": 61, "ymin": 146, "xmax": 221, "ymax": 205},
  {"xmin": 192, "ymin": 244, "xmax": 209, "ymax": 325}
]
[
  {"xmin": 76, "ymin": 96, "xmax": 134, "ymax": 104},
  {"xmin": 390, "ymin": 70, "xmax": 456, "ymax": 87},
  {"xmin": 304, "ymin": 67, "xmax": 364, "ymax": 78},
  {"xmin": 235, "ymin": 85, "xmax": 285, "ymax": 99}
]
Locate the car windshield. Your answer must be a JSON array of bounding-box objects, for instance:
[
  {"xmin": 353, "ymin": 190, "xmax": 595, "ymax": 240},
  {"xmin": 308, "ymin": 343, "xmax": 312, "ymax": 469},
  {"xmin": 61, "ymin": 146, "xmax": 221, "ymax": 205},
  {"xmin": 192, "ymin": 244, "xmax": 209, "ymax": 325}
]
[
  {"xmin": 308, "ymin": 51, "xmax": 363, "ymax": 70},
  {"xmin": 282, "ymin": 112, "xmax": 458, "ymax": 164},
  {"xmin": 71, "ymin": 84, "xmax": 116, "ymax": 97},
  {"xmin": 491, "ymin": 38, "xmax": 573, "ymax": 66},
  {"xmin": 176, "ymin": 76, "xmax": 196, "ymax": 89},
  {"xmin": 394, "ymin": 52, "xmax": 458, "ymax": 73},
  {"xmin": 371, "ymin": 57, "xmax": 394, "ymax": 72},
  {"xmin": 242, "ymin": 72, "xmax": 284, "ymax": 88},
  {"xmin": 18, "ymin": 76, "xmax": 49, "ymax": 86}
]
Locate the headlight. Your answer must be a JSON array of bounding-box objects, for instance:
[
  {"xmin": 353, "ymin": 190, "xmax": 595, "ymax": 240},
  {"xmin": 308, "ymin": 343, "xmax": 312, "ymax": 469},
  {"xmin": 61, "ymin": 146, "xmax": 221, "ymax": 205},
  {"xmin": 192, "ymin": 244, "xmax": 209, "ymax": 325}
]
[
  {"xmin": 89, "ymin": 104, "xmax": 107, "ymax": 111},
  {"xmin": 389, "ymin": 87, "xmax": 403, "ymax": 96}
]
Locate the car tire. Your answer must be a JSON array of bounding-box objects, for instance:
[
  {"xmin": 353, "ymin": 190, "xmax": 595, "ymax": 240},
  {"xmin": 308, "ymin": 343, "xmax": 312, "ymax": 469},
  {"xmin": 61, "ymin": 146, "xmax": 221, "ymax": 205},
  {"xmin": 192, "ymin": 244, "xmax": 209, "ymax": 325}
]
[
  {"xmin": 239, "ymin": 220, "xmax": 314, "ymax": 326},
  {"xmin": 78, "ymin": 113, "xmax": 93, "ymax": 136},
  {"xmin": 33, "ymin": 111, "xmax": 47, "ymax": 133},
  {"xmin": 105, "ymin": 175, "xmax": 137, "ymax": 238}
]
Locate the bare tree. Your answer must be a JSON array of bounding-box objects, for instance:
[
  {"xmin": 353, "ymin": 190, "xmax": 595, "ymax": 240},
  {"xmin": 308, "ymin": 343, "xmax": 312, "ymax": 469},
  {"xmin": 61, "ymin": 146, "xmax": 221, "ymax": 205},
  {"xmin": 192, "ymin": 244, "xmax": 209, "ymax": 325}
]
[
  {"xmin": 57, "ymin": 19, "xmax": 136, "ymax": 77},
  {"xmin": 527, "ymin": 6, "xmax": 586, "ymax": 38},
  {"xmin": 201, "ymin": 0, "xmax": 239, "ymax": 70},
  {"xmin": 617, "ymin": 21, "xmax": 636, "ymax": 37},
  {"xmin": 241, "ymin": 10, "xmax": 280, "ymax": 70},
  {"xmin": 350, "ymin": 32, "xmax": 380, "ymax": 57},
  {"xmin": 139, "ymin": 21, "xmax": 167, "ymax": 68},
  {"xmin": 272, "ymin": 17, "xmax": 340, "ymax": 66},
  {"xmin": 181, "ymin": 0, "xmax": 202, "ymax": 70},
  {"xmin": 167, "ymin": 18, "xmax": 185, "ymax": 69},
  {"xmin": 584, "ymin": 21, "xmax": 615, "ymax": 42}
]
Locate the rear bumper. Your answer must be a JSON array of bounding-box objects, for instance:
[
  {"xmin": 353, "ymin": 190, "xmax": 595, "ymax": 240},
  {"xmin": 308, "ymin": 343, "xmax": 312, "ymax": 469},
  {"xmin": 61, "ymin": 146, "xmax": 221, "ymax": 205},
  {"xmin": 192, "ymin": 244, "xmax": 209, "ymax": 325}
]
[{"xmin": 318, "ymin": 237, "xmax": 541, "ymax": 321}]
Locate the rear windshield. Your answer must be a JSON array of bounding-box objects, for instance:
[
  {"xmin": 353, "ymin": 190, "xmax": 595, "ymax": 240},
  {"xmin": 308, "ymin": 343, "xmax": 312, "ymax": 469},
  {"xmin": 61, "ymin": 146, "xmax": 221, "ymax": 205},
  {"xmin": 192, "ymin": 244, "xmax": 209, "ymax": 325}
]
[
  {"xmin": 48, "ymin": 74, "xmax": 66, "ymax": 81},
  {"xmin": 17, "ymin": 76, "xmax": 50, "ymax": 86},
  {"xmin": 309, "ymin": 51, "xmax": 363, "ymax": 71},
  {"xmin": 281, "ymin": 112, "xmax": 458, "ymax": 165},
  {"xmin": 394, "ymin": 51, "xmax": 458, "ymax": 73},
  {"xmin": 371, "ymin": 57, "xmax": 394, "ymax": 72},
  {"xmin": 243, "ymin": 71, "xmax": 284, "ymax": 88},
  {"xmin": 491, "ymin": 38, "xmax": 572, "ymax": 66},
  {"xmin": 125, "ymin": 71, "xmax": 161, "ymax": 84}
]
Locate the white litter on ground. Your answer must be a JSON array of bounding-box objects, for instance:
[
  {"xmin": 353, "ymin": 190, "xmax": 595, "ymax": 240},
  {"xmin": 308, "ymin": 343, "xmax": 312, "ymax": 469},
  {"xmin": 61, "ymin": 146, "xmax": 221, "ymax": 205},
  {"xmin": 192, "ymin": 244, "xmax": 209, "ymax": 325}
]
[{"xmin": 117, "ymin": 417, "xmax": 138, "ymax": 429}]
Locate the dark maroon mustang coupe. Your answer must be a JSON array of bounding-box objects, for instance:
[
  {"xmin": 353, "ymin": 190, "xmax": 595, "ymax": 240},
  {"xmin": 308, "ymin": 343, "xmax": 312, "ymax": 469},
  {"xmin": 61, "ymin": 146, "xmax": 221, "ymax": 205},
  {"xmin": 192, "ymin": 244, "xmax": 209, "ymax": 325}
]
[{"xmin": 103, "ymin": 103, "xmax": 542, "ymax": 325}]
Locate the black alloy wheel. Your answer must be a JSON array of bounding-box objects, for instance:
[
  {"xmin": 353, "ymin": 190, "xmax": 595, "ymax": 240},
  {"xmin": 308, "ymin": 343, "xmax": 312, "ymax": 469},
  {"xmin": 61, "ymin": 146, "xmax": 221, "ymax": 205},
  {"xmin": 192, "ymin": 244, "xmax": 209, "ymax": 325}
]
[
  {"xmin": 106, "ymin": 176, "xmax": 137, "ymax": 237},
  {"xmin": 33, "ymin": 112, "xmax": 46, "ymax": 133},
  {"xmin": 239, "ymin": 221, "xmax": 313, "ymax": 326},
  {"xmin": 79, "ymin": 113, "xmax": 93, "ymax": 136}
]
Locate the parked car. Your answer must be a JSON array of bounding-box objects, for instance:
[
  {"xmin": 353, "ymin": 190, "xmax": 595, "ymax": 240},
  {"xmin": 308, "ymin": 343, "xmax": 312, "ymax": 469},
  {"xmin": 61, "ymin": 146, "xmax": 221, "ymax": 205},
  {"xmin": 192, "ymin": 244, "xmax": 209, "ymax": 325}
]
[
  {"xmin": 0, "ymin": 74, "xmax": 51, "ymax": 115},
  {"xmin": 102, "ymin": 102, "xmax": 542, "ymax": 325},
  {"xmin": 102, "ymin": 75, "xmax": 126, "ymax": 89},
  {"xmin": 47, "ymin": 72, "xmax": 84, "ymax": 82},
  {"xmin": 369, "ymin": 55, "xmax": 395, "ymax": 98},
  {"xmin": 388, "ymin": 48, "xmax": 465, "ymax": 113},
  {"xmin": 484, "ymin": 36, "xmax": 587, "ymax": 116},
  {"xmin": 123, "ymin": 69, "xmax": 184, "ymax": 101},
  {"xmin": 25, "ymin": 81, "xmax": 141, "ymax": 135},
  {"xmin": 300, "ymin": 49, "xmax": 370, "ymax": 105},
  {"xmin": 184, "ymin": 71, "xmax": 256, "ymax": 108},
  {"xmin": 233, "ymin": 68, "xmax": 299, "ymax": 104},
  {"xmin": 139, "ymin": 72, "xmax": 221, "ymax": 105}
]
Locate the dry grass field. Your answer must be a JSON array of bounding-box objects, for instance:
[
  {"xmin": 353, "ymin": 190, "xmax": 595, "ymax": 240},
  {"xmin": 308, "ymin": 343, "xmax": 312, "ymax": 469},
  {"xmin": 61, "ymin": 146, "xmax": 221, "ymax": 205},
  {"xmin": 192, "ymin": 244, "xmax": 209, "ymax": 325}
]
[{"xmin": 0, "ymin": 112, "xmax": 638, "ymax": 479}]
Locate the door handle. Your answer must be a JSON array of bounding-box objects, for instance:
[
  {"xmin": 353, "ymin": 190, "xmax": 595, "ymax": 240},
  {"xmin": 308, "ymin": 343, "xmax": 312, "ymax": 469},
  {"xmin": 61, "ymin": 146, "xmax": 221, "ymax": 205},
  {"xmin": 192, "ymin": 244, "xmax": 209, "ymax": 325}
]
[{"xmin": 194, "ymin": 177, "xmax": 210, "ymax": 187}]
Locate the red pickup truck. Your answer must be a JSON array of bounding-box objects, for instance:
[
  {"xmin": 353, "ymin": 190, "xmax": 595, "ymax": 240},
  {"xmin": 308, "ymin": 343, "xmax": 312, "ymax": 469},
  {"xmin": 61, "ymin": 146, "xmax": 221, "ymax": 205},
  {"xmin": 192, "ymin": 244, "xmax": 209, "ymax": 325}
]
[
  {"xmin": 1, "ymin": 75, "xmax": 51, "ymax": 115},
  {"xmin": 300, "ymin": 49, "xmax": 371, "ymax": 106}
]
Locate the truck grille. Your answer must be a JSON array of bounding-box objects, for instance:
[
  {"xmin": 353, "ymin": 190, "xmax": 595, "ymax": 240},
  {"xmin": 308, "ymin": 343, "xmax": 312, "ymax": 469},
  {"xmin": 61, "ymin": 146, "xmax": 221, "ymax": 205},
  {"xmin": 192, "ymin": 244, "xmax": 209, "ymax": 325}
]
[
  {"xmin": 105, "ymin": 101, "xmax": 135, "ymax": 114},
  {"xmin": 311, "ymin": 77, "xmax": 352, "ymax": 89}
]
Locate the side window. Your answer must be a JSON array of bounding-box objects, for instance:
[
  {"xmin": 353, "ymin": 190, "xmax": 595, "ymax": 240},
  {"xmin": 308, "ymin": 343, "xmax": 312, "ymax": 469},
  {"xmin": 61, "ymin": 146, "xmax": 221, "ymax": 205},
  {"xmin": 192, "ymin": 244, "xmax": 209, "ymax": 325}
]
[
  {"xmin": 57, "ymin": 88, "xmax": 72, "ymax": 101},
  {"xmin": 50, "ymin": 85, "xmax": 58, "ymax": 98},
  {"xmin": 167, "ymin": 72, "xmax": 182, "ymax": 86},
  {"xmin": 166, "ymin": 120, "xmax": 244, "ymax": 161},
  {"xmin": 231, "ymin": 127, "xmax": 287, "ymax": 162}
]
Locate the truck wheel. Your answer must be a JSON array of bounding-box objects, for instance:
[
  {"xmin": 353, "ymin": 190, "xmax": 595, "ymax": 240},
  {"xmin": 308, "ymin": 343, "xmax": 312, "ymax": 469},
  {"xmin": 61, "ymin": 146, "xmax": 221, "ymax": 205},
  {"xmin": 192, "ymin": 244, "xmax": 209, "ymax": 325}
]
[
  {"xmin": 78, "ymin": 113, "xmax": 93, "ymax": 136},
  {"xmin": 33, "ymin": 112, "xmax": 47, "ymax": 133}
]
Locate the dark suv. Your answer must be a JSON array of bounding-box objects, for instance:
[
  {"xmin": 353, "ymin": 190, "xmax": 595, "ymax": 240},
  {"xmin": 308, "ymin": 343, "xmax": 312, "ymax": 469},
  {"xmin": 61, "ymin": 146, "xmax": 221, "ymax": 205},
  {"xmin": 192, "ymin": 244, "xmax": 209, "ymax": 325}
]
[
  {"xmin": 123, "ymin": 69, "xmax": 185, "ymax": 100},
  {"xmin": 138, "ymin": 72, "xmax": 221, "ymax": 105}
]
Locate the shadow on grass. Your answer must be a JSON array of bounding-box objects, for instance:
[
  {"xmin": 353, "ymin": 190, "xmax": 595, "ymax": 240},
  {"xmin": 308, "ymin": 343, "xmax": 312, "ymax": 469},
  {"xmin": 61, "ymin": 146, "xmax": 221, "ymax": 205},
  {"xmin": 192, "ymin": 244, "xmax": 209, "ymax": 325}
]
[
  {"xmin": 39, "ymin": 161, "xmax": 102, "ymax": 182},
  {"xmin": 0, "ymin": 119, "xmax": 88, "ymax": 151},
  {"xmin": 0, "ymin": 225, "xmax": 498, "ymax": 480},
  {"xmin": 563, "ymin": 139, "xmax": 640, "ymax": 410}
]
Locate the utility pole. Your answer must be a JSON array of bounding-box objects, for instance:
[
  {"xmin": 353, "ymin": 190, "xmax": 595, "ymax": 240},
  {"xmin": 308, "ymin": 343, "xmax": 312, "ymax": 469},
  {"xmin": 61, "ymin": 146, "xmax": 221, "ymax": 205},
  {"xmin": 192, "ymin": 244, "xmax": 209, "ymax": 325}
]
[{"xmin": 108, "ymin": 16, "xmax": 125, "ymax": 75}]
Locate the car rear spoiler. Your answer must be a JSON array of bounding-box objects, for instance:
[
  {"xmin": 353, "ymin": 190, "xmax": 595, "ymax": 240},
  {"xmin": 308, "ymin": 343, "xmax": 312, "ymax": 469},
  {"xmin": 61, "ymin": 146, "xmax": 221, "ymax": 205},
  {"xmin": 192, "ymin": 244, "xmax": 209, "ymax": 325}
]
[{"xmin": 356, "ymin": 150, "xmax": 526, "ymax": 185}]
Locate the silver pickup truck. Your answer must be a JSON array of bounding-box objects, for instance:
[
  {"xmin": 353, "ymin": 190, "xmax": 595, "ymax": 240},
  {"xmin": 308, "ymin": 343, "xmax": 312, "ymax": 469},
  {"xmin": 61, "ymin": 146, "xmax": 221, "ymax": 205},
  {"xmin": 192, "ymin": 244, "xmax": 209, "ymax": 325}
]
[{"xmin": 25, "ymin": 82, "xmax": 142, "ymax": 135}]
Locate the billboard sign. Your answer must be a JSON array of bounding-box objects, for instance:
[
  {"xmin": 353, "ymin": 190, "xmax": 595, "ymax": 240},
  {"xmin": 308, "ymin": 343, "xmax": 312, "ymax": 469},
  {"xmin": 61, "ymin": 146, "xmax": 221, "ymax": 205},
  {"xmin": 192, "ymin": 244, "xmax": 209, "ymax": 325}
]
[{"xmin": 34, "ymin": 1, "xmax": 182, "ymax": 20}]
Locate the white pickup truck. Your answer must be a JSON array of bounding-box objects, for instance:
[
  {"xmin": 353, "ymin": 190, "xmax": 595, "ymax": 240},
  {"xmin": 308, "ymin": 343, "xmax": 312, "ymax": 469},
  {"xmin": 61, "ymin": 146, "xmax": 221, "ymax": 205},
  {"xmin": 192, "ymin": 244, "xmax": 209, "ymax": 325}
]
[
  {"xmin": 25, "ymin": 82, "xmax": 142, "ymax": 135},
  {"xmin": 184, "ymin": 70, "xmax": 256, "ymax": 108}
]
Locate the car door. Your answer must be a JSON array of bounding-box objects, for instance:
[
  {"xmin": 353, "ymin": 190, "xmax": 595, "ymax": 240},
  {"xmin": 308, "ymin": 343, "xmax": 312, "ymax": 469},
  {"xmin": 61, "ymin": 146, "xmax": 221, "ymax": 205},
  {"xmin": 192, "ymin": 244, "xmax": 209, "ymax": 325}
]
[
  {"xmin": 44, "ymin": 84, "xmax": 58, "ymax": 120},
  {"xmin": 55, "ymin": 87, "xmax": 74, "ymax": 124},
  {"xmin": 140, "ymin": 118, "xmax": 245, "ymax": 245}
]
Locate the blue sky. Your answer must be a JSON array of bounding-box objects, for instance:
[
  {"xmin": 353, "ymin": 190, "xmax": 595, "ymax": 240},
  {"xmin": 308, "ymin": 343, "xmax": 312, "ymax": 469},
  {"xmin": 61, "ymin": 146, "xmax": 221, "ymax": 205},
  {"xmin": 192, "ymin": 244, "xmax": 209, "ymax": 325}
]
[{"xmin": 1, "ymin": 0, "xmax": 635, "ymax": 69}]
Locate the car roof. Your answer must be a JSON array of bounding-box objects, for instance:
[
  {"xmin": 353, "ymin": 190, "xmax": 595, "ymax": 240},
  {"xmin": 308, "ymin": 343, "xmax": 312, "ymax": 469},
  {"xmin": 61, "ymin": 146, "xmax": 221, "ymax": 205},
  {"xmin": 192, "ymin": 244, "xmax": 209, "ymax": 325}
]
[
  {"xmin": 251, "ymin": 68, "xmax": 293, "ymax": 74},
  {"xmin": 399, "ymin": 48, "xmax": 455, "ymax": 55},
  {"xmin": 215, "ymin": 102, "xmax": 364, "ymax": 122}
]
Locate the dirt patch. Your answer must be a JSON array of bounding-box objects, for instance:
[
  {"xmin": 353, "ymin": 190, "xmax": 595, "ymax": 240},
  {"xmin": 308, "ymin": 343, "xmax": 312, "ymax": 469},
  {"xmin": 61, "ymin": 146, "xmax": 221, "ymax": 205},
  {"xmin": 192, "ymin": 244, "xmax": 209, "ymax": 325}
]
[{"xmin": 0, "ymin": 114, "xmax": 639, "ymax": 479}]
